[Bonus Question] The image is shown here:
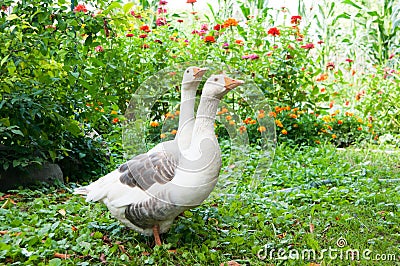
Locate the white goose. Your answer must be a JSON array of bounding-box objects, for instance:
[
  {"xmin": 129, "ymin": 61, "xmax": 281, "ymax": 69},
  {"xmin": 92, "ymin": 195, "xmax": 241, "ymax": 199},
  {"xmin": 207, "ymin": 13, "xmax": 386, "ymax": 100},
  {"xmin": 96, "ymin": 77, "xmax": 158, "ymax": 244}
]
[{"xmin": 75, "ymin": 73, "xmax": 244, "ymax": 246}]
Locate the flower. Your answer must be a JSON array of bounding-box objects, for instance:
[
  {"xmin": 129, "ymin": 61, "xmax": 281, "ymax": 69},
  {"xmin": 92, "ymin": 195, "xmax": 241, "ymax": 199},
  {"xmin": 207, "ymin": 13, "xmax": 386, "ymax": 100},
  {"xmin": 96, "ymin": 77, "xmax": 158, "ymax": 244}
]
[
  {"xmin": 171, "ymin": 129, "xmax": 177, "ymax": 135},
  {"xmin": 140, "ymin": 25, "xmax": 151, "ymax": 32},
  {"xmin": 345, "ymin": 58, "xmax": 353, "ymax": 63},
  {"xmin": 320, "ymin": 88, "xmax": 326, "ymax": 93},
  {"xmin": 269, "ymin": 112, "xmax": 277, "ymax": 118},
  {"xmin": 338, "ymin": 120, "xmax": 343, "ymax": 125},
  {"xmin": 225, "ymin": 115, "xmax": 232, "ymax": 121},
  {"xmin": 223, "ymin": 18, "xmax": 238, "ymax": 28},
  {"xmin": 74, "ymin": 4, "xmax": 87, "ymax": 13},
  {"xmin": 159, "ymin": 0, "xmax": 168, "ymax": 5},
  {"xmin": 156, "ymin": 17, "xmax": 167, "ymax": 26},
  {"xmin": 281, "ymin": 129, "xmax": 288, "ymax": 135},
  {"xmin": 326, "ymin": 61, "xmax": 335, "ymax": 70},
  {"xmin": 160, "ymin": 133, "xmax": 167, "ymax": 139},
  {"xmin": 242, "ymin": 54, "xmax": 259, "ymax": 60},
  {"xmin": 126, "ymin": 33, "xmax": 134, "ymax": 37},
  {"xmin": 258, "ymin": 126, "xmax": 266, "ymax": 133},
  {"xmin": 141, "ymin": 44, "xmax": 150, "ymax": 49},
  {"xmin": 112, "ymin": 118, "xmax": 119, "ymax": 124},
  {"xmin": 235, "ymin": 39, "xmax": 244, "ymax": 45},
  {"xmin": 165, "ymin": 112, "xmax": 175, "ymax": 119},
  {"xmin": 357, "ymin": 126, "xmax": 362, "ymax": 131},
  {"xmin": 213, "ymin": 24, "xmax": 222, "ymax": 31},
  {"xmin": 291, "ymin": 15, "xmax": 302, "ymax": 24},
  {"xmin": 201, "ymin": 24, "xmax": 209, "ymax": 31},
  {"xmin": 150, "ymin": 121, "xmax": 159, "ymax": 127},
  {"xmin": 332, "ymin": 134, "xmax": 337, "ymax": 139},
  {"xmin": 154, "ymin": 39, "xmax": 163, "ymax": 44},
  {"xmin": 258, "ymin": 112, "xmax": 265, "ymax": 119},
  {"xmin": 317, "ymin": 40, "xmax": 324, "ymax": 44},
  {"xmin": 267, "ymin": 27, "xmax": 280, "ymax": 36},
  {"xmin": 222, "ymin": 43, "xmax": 229, "ymax": 49},
  {"xmin": 301, "ymin": 43, "xmax": 314, "ymax": 49},
  {"xmin": 239, "ymin": 126, "xmax": 246, "ymax": 134},
  {"xmin": 329, "ymin": 101, "xmax": 334, "ymax": 108},
  {"xmin": 316, "ymin": 73, "xmax": 328, "ymax": 82},
  {"xmin": 110, "ymin": 110, "xmax": 118, "ymax": 115},
  {"xmin": 177, "ymin": 19, "xmax": 184, "ymax": 23},
  {"xmin": 204, "ymin": 35, "xmax": 216, "ymax": 43},
  {"xmin": 275, "ymin": 120, "xmax": 283, "ymax": 128},
  {"xmin": 289, "ymin": 113, "xmax": 297, "ymax": 119},
  {"xmin": 157, "ymin": 7, "xmax": 167, "ymax": 14},
  {"xmin": 94, "ymin": 45, "xmax": 104, "ymax": 52},
  {"xmin": 139, "ymin": 34, "xmax": 148, "ymax": 39},
  {"xmin": 229, "ymin": 120, "xmax": 235, "ymax": 125},
  {"xmin": 187, "ymin": 0, "xmax": 197, "ymax": 3}
]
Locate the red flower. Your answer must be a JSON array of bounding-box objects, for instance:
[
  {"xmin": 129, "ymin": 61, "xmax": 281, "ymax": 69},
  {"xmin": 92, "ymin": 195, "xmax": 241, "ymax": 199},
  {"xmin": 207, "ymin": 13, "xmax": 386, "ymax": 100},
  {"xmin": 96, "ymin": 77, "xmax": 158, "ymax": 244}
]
[
  {"xmin": 154, "ymin": 39, "xmax": 163, "ymax": 44},
  {"xmin": 317, "ymin": 40, "xmax": 324, "ymax": 44},
  {"xmin": 140, "ymin": 25, "xmax": 151, "ymax": 32},
  {"xmin": 326, "ymin": 61, "xmax": 335, "ymax": 70},
  {"xmin": 204, "ymin": 35, "xmax": 216, "ymax": 43},
  {"xmin": 112, "ymin": 118, "xmax": 119, "ymax": 124},
  {"xmin": 126, "ymin": 33, "xmax": 134, "ymax": 37},
  {"xmin": 177, "ymin": 19, "xmax": 184, "ymax": 23},
  {"xmin": 301, "ymin": 43, "xmax": 314, "ymax": 49},
  {"xmin": 213, "ymin": 24, "xmax": 222, "ymax": 31},
  {"xmin": 267, "ymin": 27, "xmax": 280, "ymax": 36},
  {"xmin": 139, "ymin": 34, "xmax": 148, "ymax": 39},
  {"xmin": 345, "ymin": 58, "xmax": 353, "ymax": 63},
  {"xmin": 141, "ymin": 44, "xmax": 150, "ymax": 49},
  {"xmin": 73, "ymin": 4, "xmax": 87, "ymax": 13},
  {"xmin": 156, "ymin": 17, "xmax": 167, "ymax": 26},
  {"xmin": 290, "ymin": 15, "xmax": 302, "ymax": 24},
  {"xmin": 187, "ymin": 0, "xmax": 197, "ymax": 3}
]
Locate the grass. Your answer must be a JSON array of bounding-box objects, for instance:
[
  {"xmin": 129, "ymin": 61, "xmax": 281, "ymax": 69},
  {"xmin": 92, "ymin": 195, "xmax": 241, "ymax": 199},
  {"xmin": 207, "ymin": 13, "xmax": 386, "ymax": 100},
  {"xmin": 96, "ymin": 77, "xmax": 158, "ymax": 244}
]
[{"xmin": 0, "ymin": 144, "xmax": 399, "ymax": 265}]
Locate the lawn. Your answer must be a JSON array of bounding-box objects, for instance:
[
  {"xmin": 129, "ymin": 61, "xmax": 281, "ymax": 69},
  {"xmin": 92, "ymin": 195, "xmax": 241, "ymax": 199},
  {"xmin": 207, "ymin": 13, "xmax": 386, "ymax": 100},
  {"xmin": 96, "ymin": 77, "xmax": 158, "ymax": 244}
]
[{"xmin": 1, "ymin": 144, "xmax": 399, "ymax": 265}]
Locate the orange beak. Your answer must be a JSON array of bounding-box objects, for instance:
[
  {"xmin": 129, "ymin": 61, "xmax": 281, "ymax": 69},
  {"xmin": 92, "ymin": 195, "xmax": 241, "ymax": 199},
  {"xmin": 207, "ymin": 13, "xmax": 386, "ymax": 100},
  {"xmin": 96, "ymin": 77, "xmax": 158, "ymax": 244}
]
[
  {"xmin": 193, "ymin": 67, "xmax": 208, "ymax": 79},
  {"xmin": 224, "ymin": 77, "xmax": 245, "ymax": 90}
]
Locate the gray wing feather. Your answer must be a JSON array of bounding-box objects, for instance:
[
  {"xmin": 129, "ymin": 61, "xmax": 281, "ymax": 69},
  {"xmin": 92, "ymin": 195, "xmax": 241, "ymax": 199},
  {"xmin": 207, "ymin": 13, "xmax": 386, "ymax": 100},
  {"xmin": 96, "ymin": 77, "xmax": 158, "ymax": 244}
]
[{"xmin": 119, "ymin": 152, "xmax": 178, "ymax": 191}]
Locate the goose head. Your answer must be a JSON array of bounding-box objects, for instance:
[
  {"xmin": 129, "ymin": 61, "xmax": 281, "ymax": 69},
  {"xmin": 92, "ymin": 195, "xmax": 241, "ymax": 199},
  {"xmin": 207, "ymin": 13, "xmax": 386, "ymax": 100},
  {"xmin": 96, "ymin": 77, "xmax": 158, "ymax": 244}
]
[
  {"xmin": 202, "ymin": 74, "xmax": 244, "ymax": 99},
  {"xmin": 181, "ymin": 66, "xmax": 208, "ymax": 90}
]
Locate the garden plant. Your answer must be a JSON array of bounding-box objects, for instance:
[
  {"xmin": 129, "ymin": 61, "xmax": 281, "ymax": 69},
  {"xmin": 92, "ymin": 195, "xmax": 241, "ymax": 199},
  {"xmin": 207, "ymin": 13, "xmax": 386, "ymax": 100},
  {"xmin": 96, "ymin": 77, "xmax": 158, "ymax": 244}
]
[{"xmin": 0, "ymin": 0, "xmax": 399, "ymax": 265}]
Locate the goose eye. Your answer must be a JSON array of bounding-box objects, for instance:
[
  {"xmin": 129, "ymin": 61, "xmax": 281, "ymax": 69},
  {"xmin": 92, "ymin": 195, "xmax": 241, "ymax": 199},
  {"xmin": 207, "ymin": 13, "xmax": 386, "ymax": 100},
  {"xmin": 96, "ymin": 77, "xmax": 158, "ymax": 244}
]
[
  {"xmin": 186, "ymin": 70, "xmax": 189, "ymax": 73},
  {"xmin": 214, "ymin": 78, "xmax": 219, "ymax": 82}
]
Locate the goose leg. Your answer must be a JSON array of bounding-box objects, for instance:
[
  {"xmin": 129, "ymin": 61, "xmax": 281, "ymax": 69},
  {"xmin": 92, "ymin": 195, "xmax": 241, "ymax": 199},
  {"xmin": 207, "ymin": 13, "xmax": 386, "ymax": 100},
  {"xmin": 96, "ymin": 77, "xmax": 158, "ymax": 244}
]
[{"xmin": 152, "ymin": 224, "xmax": 162, "ymax": 246}]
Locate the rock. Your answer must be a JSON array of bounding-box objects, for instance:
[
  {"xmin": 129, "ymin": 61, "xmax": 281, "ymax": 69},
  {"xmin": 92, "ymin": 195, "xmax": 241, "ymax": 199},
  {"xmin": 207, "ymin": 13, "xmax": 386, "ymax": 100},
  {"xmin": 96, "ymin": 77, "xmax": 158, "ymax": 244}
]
[{"xmin": 0, "ymin": 162, "xmax": 64, "ymax": 192}]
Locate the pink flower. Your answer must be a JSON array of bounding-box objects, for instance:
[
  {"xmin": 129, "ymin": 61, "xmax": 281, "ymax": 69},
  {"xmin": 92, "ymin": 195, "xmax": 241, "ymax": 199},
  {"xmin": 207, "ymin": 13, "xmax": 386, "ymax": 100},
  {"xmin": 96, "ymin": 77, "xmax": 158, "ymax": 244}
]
[
  {"xmin": 94, "ymin": 45, "xmax": 104, "ymax": 52},
  {"xmin": 73, "ymin": 4, "xmax": 87, "ymax": 13},
  {"xmin": 159, "ymin": 0, "xmax": 168, "ymax": 5},
  {"xmin": 389, "ymin": 53, "xmax": 395, "ymax": 59},
  {"xmin": 157, "ymin": 7, "xmax": 167, "ymax": 14},
  {"xmin": 326, "ymin": 61, "xmax": 335, "ymax": 70},
  {"xmin": 301, "ymin": 43, "xmax": 314, "ymax": 49},
  {"xmin": 156, "ymin": 17, "xmax": 167, "ymax": 26},
  {"xmin": 242, "ymin": 54, "xmax": 259, "ymax": 60},
  {"xmin": 201, "ymin": 24, "xmax": 209, "ymax": 31},
  {"xmin": 222, "ymin": 43, "xmax": 229, "ymax": 49}
]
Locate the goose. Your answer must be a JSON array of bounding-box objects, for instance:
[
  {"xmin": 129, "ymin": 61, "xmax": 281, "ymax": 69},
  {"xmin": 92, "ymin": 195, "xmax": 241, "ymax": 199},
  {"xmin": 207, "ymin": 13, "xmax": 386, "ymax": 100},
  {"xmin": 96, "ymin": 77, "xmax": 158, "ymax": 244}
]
[{"xmin": 75, "ymin": 73, "xmax": 244, "ymax": 246}]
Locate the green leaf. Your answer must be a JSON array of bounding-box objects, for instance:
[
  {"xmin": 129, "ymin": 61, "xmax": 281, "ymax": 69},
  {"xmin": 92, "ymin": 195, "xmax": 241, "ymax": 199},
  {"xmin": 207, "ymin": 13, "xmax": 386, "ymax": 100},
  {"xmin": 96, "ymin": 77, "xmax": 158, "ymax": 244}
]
[
  {"xmin": 1, "ymin": 54, "xmax": 10, "ymax": 67},
  {"xmin": 11, "ymin": 129, "xmax": 24, "ymax": 136},
  {"xmin": 6, "ymin": 14, "xmax": 19, "ymax": 21},
  {"xmin": 0, "ymin": 117, "xmax": 10, "ymax": 126},
  {"xmin": 123, "ymin": 2, "xmax": 135, "ymax": 14},
  {"xmin": 49, "ymin": 150, "xmax": 57, "ymax": 162}
]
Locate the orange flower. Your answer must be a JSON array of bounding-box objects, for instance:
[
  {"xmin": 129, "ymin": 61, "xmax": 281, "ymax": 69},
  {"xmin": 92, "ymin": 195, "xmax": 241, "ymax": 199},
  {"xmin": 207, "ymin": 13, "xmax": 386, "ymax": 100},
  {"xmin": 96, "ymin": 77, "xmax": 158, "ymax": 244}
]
[
  {"xmin": 289, "ymin": 113, "xmax": 297, "ymax": 119},
  {"xmin": 338, "ymin": 120, "xmax": 343, "ymax": 125},
  {"xmin": 223, "ymin": 18, "xmax": 238, "ymax": 28},
  {"xmin": 258, "ymin": 112, "xmax": 265, "ymax": 119},
  {"xmin": 329, "ymin": 101, "xmax": 334, "ymax": 109},
  {"xmin": 229, "ymin": 120, "xmax": 235, "ymax": 125},
  {"xmin": 226, "ymin": 115, "xmax": 232, "ymax": 121},
  {"xmin": 258, "ymin": 126, "xmax": 266, "ymax": 132},
  {"xmin": 204, "ymin": 35, "xmax": 216, "ymax": 43},
  {"xmin": 269, "ymin": 112, "xmax": 277, "ymax": 118},
  {"xmin": 171, "ymin": 129, "xmax": 177, "ymax": 135},
  {"xmin": 281, "ymin": 129, "xmax": 288, "ymax": 135},
  {"xmin": 239, "ymin": 126, "xmax": 246, "ymax": 134},
  {"xmin": 316, "ymin": 73, "xmax": 328, "ymax": 82},
  {"xmin": 160, "ymin": 133, "xmax": 167, "ymax": 139},
  {"xmin": 357, "ymin": 126, "xmax": 362, "ymax": 131},
  {"xmin": 345, "ymin": 111, "xmax": 353, "ymax": 117},
  {"xmin": 249, "ymin": 119, "xmax": 257, "ymax": 125},
  {"xmin": 165, "ymin": 112, "xmax": 175, "ymax": 119},
  {"xmin": 315, "ymin": 140, "xmax": 321, "ymax": 144},
  {"xmin": 367, "ymin": 123, "xmax": 372, "ymax": 128},
  {"xmin": 112, "ymin": 118, "xmax": 119, "ymax": 124},
  {"xmin": 175, "ymin": 110, "xmax": 180, "ymax": 115},
  {"xmin": 150, "ymin": 121, "xmax": 159, "ymax": 127},
  {"xmin": 235, "ymin": 39, "xmax": 244, "ymax": 45},
  {"xmin": 275, "ymin": 120, "xmax": 283, "ymax": 128}
]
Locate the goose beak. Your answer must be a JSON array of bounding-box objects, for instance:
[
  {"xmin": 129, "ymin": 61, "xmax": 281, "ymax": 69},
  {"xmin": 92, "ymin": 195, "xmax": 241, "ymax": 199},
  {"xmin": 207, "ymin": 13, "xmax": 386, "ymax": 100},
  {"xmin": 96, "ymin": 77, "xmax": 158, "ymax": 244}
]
[
  {"xmin": 193, "ymin": 67, "xmax": 208, "ymax": 79},
  {"xmin": 224, "ymin": 77, "xmax": 244, "ymax": 90}
]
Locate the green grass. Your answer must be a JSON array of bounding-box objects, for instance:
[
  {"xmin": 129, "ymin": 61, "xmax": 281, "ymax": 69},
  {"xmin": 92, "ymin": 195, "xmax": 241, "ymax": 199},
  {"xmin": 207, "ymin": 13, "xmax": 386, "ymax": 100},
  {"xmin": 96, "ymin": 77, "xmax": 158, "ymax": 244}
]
[{"xmin": 0, "ymin": 144, "xmax": 399, "ymax": 265}]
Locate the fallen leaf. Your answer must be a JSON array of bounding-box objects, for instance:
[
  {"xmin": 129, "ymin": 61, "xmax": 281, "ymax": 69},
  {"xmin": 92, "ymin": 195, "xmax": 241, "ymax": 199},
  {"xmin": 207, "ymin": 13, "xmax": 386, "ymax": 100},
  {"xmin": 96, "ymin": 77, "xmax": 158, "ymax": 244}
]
[
  {"xmin": 277, "ymin": 232, "xmax": 287, "ymax": 239},
  {"xmin": 309, "ymin": 263, "xmax": 321, "ymax": 266},
  {"xmin": 167, "ymin": 249, "xmax": 177, "ymax": 253},
  {"xmin": 99, "ymin": 253, "xmax": 106, "ymax": 263},
  {"xmin": 0, "ymin": 230, "xmax": 8, "ymax": 235},
  {"xmin": 220, "ymin": 261, "xmax": 241, "ymax": 266},
  {"xmin": 310, "ymin": 223, "xmax": 315, "ymax": 233},
  {"xmin": 54, "ymin": 252, "xmax": 71, "ymax": 259},
  {"xmin": 58, "ymin": 209, "xmax": 66, "ymax": 216}
]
